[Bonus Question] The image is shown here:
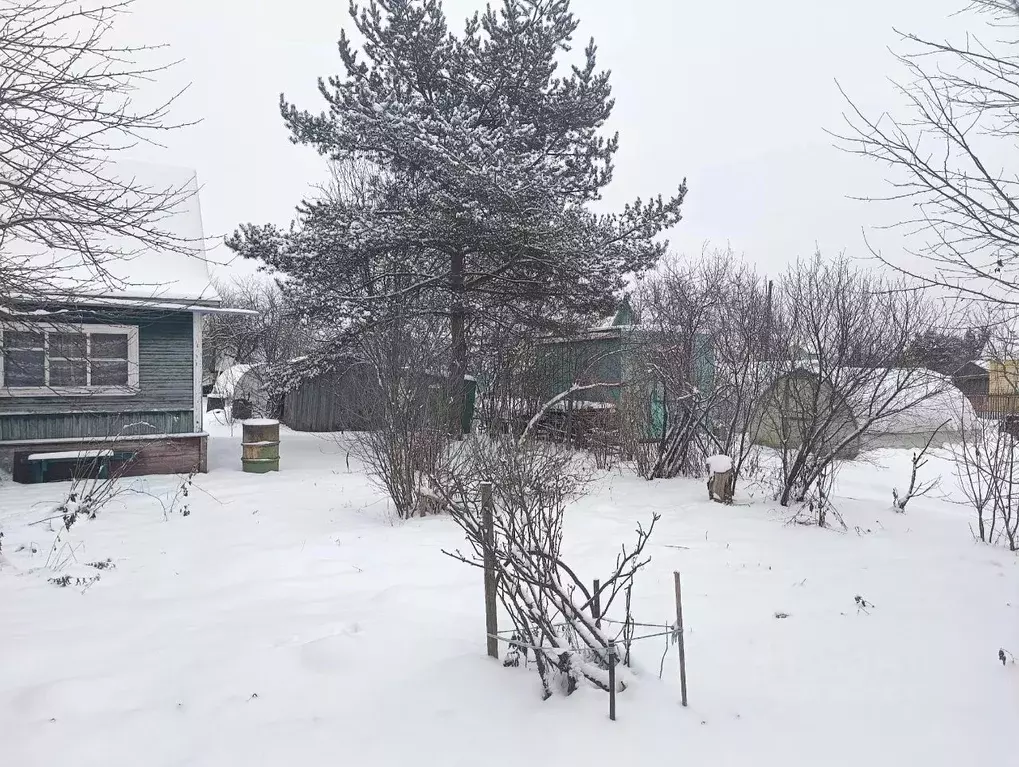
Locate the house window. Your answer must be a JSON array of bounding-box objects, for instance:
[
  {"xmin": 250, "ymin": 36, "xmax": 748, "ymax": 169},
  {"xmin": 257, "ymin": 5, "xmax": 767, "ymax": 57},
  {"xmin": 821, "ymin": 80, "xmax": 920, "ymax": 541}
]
[{"xmin": 0, "ymin": 324, "xmax": 139, "ymax": 396}]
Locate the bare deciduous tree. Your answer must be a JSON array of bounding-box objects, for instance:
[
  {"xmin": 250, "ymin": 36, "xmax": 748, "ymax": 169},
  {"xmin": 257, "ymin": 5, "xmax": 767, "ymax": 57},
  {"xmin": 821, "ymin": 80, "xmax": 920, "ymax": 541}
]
[
  {"xmin": 836, "ymin": 0, "xmax": 1019, "ymax": 308},
  {"xmin": 204, "ymin": 276, "xmax": 311, "ymax": 415},
  {"xmin": 761, "ymin": 257, "xmax": 944, "ymax": 525},
  {"xmin": 1, "ymin": 0, "xmax": 195, "ymax": 302}
]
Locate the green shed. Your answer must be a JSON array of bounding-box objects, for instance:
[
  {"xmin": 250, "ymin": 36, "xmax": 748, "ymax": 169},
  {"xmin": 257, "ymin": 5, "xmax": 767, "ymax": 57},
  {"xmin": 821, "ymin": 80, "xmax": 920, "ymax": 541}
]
[{"xmin": 531, "ymin": 299, "xmax": 714, "ymax": 442}]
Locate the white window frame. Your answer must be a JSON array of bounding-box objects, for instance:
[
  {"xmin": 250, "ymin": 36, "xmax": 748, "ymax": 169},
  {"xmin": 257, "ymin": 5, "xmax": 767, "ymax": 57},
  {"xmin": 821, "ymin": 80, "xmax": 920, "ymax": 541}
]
[{"xmin": 0, "ymin": 323, "xmax": 140, "ymax": 397}]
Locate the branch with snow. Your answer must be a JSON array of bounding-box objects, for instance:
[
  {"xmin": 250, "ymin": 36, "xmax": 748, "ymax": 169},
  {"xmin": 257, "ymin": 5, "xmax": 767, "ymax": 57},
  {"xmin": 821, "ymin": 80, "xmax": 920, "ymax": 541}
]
[{"xmin": 517, "ymin": 381, "xmax": 622, "ymax": 447}]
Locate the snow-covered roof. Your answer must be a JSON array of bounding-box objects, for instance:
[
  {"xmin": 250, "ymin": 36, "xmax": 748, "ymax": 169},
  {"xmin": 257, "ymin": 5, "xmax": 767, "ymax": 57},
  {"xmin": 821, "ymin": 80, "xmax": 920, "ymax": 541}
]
[
  {"xmin": 7, "ymin": 162, "xmax": 220, "ymax": 306},
  {"xmin": 766, "ymin": 366, "xmax": 977, "ymax": 435},
  {"xmin": 211, "ymin": 364, "xmax": 260, "ymax": 398},
  {"xmin": 838, "ymin": 368, "xmax": 976, "ymax": 435}
]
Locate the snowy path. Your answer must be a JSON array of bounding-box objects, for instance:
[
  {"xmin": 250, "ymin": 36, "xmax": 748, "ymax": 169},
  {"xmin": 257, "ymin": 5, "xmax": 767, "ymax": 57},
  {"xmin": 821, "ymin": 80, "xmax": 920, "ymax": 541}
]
[{"xmin": 0, "ymin": 427, "xmax": 1015, "ymax": 766}]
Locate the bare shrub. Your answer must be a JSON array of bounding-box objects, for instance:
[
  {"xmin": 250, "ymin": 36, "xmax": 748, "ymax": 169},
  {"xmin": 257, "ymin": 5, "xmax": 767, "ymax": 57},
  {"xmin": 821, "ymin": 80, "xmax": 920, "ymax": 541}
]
[
  {"xmin": 762, "ymin": 256, "xmax": 943, "ymax": 525},
  {"xmin": 632, "ymin": 250, "xmax": 780, "ymax": 486},
  {"xmin": 37, "ymin": 459, "xmax": 129, "ymax": 579},
  {"xmin": 709, "ymin": 263, "xmax": 783, "ymax": 488},
  {"xmin": 952, "ymin": 411, "xmax": 1019, "ymax": 550},
  {"xmin": 435, "ymin": 435, "xmax": 659, "ymax": 698},
  {"xmin": 892, "ymin": 426, "xmax": 944, "ymax": 512},
  {"xmin": 631, "ymin": 254, "xmax": 724, "ymax": 479},
  {"xmin": 349, "ymin": 316, "xmax": 453, "ymax": 519}
]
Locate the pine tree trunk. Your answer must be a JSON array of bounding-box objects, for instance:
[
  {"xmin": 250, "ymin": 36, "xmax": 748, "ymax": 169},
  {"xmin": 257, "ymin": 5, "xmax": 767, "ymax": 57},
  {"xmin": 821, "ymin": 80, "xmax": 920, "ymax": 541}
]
[{"xmin": 449, "ymin": 250, "xmax": 468, "ymax": 438}]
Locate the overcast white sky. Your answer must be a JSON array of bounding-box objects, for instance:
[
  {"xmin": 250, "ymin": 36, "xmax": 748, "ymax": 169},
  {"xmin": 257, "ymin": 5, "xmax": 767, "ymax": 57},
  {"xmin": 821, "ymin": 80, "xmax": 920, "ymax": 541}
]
[{"xmin": 116, "ymin": 0, "xmax": 975, "ymax": 281}]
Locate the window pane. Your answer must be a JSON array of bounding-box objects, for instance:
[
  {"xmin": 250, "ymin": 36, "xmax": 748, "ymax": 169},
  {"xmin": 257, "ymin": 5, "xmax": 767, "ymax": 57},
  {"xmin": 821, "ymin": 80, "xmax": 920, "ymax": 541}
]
[
  {"xmin": 91, "ymin": 333, "xmax": 129, "ymax": 359},
  {"xmin": 50, "ymin": 359, "xmax": 88, "ymax": 386},
  {"xmin": 3, "ymin": 350, "xmax": 45, "ymax": 386},
  {"xmin": 49, "ymin": 332, "xmax": 87, "ymax": 359},
  {"xmin": 91, "ymin": 360, "xmax": 129, "ymax": 386},
  {"xmin": 3, "ymin": 331, "xmax": 44, "ymax": 350}
]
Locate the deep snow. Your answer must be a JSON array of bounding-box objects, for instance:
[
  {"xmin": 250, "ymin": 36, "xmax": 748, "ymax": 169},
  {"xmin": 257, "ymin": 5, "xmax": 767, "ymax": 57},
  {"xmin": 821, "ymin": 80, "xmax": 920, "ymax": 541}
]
[{"xmin": 0, "ymin": 421, "xmax": 1016, "ymax": 766}]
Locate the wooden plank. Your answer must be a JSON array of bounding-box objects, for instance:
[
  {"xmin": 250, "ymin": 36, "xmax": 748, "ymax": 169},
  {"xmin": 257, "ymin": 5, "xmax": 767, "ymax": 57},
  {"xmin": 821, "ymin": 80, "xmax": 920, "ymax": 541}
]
[
  {"xmin": 482, "ymin": 481, "xmax": 498, "ymax": 660},
  {"xmin": 192, "ymin": 310, "xmax": 203, "ymax": 432},
  {"xmin": 26, "ymin": 449, "xmax": 114, "ymax": 461}
]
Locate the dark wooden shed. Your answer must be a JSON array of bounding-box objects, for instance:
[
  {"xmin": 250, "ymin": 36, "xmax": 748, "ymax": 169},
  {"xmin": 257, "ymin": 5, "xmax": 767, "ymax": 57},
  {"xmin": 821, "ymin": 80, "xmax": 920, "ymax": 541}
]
[
  {"xmin": 281, "ymin": 362, "xmax": 375, "ymax": 432},
  {"xmin": 952, "ymin": 360, "xmax": 990, "ymax": 400}
]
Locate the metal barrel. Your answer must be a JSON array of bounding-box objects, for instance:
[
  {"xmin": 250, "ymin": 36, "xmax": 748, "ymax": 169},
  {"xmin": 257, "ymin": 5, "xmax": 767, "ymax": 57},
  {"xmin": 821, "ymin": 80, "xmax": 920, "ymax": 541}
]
[{"xmin": 241, "ymin": 419, "xmax": 281, "ymax": 473}]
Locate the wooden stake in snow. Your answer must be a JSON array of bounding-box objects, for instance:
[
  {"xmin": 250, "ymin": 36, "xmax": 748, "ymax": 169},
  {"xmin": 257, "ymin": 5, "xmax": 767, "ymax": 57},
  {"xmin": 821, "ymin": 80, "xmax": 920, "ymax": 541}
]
[
  {"xmin": 481, "ymin": 481, "xmax": 498, "ymax": 660},
  {"xmin": 607, "ymin": 639, "xmax": 617, "ymax": 721},
  {"xmin": 674, "ymin": 571, "xmax": 688, "ymax": 706}
]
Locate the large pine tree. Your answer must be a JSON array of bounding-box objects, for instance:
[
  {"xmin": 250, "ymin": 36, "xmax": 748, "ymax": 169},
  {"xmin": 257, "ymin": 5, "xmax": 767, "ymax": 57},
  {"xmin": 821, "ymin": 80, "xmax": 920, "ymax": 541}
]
[{"xmin": 229, "ymin": 0, "xmax": 686, "ymax": 415}]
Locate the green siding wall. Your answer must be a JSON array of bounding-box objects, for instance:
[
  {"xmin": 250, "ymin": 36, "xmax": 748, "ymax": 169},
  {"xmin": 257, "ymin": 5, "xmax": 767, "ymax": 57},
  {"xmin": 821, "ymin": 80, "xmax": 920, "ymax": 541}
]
[
  {"xmin": 537, "ymin": 336, "xmax": 623, "ymax": 405},
  {"xmin": 0, "ymin": 309, "xmax": 195, "ymax": 441},
  {"xmin": 0, "ymin": 409, "xmax": 194, "ymax": 441},
  {"xmin": 533, "ymin": 329, "xmax": 715, "ymax": 441}
]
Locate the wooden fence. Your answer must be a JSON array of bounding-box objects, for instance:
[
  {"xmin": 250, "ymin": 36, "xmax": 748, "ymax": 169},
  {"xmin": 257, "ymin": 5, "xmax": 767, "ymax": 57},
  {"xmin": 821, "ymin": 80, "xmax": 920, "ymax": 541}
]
[{"xmin": 967, "ymin": 394, "xmax": 1019, "ymax": 419}]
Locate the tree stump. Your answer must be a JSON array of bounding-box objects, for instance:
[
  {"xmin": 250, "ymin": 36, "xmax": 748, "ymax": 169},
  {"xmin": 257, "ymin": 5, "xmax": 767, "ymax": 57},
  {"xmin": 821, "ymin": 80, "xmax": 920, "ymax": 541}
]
[{"xmin": 707, "ymin": 469, "xmax": 734, "ymax": 503}]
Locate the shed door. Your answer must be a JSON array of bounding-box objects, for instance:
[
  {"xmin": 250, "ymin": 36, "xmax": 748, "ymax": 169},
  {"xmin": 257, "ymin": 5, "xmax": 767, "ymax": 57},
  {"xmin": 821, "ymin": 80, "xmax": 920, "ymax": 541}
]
[{"xmin": 649, "ymin": 381, "xmax": 666, "ymax": 440}]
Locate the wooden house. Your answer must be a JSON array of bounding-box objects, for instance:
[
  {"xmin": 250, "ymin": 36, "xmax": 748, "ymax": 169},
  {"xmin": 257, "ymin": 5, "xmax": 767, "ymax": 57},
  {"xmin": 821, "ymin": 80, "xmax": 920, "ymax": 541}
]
[{"xmin": 0, "ymin": 168, "xmax": 250, "ymax": 483}]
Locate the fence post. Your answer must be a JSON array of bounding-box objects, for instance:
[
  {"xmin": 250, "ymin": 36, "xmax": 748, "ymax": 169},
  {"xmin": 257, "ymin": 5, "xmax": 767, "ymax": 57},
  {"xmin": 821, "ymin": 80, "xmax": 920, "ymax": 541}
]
[
  {"xmin": 607, "ymin": 639, "xmax": 617, "ymax": 721},
  {"xmin": 482, "ymin": 481, "xmax": 498, "ymax": 660},
  {"xmin": 592, "ymin": 578, "xmax": 601, "ymax": 629},
  {"xmin": 674, "ymin": 570, "xmax": 688, "ymax": 707}
]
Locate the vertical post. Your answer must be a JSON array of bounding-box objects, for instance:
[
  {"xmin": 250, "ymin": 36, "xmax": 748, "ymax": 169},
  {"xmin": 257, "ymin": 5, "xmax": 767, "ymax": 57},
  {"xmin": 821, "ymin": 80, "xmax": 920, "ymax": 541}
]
[
  {"xmin": 192, "ymin": 310, "xmax": 204, "ymax": 432},
  {"xmin": 607, "ymin": 639, "xmax": 617, "ymax": 721},
  {"xmin": 482, "ymin": 481, "xmax": 498, "ymax": 660},
  {"xmin": 592, "ymin": 578, "xmax": 601, "ymax": 629},
  {"xmin": 674, "ymin": 570, "xmax": 688, "ymax": 707}
]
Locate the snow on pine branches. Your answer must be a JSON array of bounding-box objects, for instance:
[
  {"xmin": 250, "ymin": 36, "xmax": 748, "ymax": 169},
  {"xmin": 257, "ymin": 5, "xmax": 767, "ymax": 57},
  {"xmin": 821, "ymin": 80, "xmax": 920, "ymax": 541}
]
[{"xmin": 227, "ymin": 0, "xmax": 687, "ymax": 389}]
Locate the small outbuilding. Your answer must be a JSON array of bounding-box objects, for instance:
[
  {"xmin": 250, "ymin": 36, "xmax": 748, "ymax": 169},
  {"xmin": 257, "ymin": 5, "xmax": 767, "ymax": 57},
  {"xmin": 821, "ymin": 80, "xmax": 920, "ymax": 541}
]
[
  {"xmin": 280, "ymin": 361, "xmax": 375, "ymax": 432},
  {"xmin": 952, "ymin": 359, "xmax": 1019, "ymax": 418},
  {"xmin": 208, "ymin": 364, "xmax": 268, "ymax": 420},
  {"xmin": 754, "ymin": 367, "xmax": 977, "ymax": 459},
  {"xmin": 528, "ymin": 298, "xmax": 714, "ymax": 444}
]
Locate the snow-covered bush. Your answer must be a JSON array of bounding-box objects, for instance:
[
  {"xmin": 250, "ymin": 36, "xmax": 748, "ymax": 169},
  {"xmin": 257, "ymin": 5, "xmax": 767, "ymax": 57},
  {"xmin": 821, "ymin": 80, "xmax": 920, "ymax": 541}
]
[{"xmin": 434, "ymin": 435, "xmax": 658, "ymax": 699}]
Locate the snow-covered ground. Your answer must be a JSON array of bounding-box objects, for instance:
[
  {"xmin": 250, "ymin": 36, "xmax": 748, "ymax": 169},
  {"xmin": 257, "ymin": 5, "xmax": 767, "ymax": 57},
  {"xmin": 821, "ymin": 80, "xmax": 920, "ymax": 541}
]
[{"xmin": 1, "ymin": 421, "xmax": 1016, "ymax": 766}]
